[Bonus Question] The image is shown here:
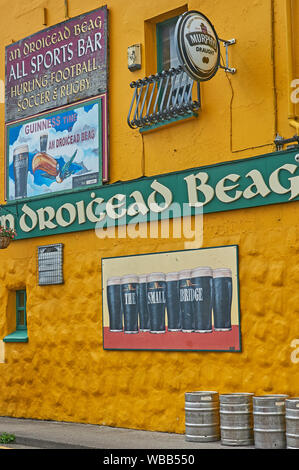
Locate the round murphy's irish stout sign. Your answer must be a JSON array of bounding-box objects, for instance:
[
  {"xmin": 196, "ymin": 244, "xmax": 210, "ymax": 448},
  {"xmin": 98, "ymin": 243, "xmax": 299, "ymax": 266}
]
[{"xmin": 175, "ymin": 10, "xmax": 220, "ymax": 82}]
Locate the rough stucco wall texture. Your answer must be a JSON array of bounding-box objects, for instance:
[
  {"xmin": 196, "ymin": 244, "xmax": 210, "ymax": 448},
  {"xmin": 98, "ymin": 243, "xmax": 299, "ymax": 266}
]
[
  {"xmin": 0, "ymin": 0, "xmax": 298, "ymax": 433},
  {"xmin": 0, "ymin": 202, "xmax": 298, "ymax": 433}
]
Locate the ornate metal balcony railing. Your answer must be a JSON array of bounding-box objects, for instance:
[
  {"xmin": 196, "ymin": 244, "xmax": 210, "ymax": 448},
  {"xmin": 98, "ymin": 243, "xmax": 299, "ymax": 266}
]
[{"xmin": 127, "ymin": 66, "xmax": 200, "ymax": 129}]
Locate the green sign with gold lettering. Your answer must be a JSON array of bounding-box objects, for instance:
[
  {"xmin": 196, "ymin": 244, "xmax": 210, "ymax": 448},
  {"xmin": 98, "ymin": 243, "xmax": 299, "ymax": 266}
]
[{"xmin": 1, "ymin": 148, "xmax": 298, "ymax": 240}]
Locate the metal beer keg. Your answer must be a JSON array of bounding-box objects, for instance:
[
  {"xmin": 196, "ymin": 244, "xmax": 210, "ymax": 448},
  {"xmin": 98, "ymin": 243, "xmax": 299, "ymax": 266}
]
[
  {"xmin": 212, "ymin": 268, "xmax": 232, "ymax": 331},
  {"xmin": 219, "ymin": 393, "xmax": 254, "ymax": 446},
  {"xmin": 185, "ymin": 391, "xmax": 220, "ymax": 442},
  {"xmin": 106, "ymin": 276, "xmax": 123, "ymax": 332},
  {"xmin": 191, "ymin": 267, "xmax": 213, "ymax": 333},
  {"xmin": 165, "ymin": 272, "xmax": 181, "ymax": 331},
  {"xmin": 253, "ymin": 394, "xmax": 289, "ymax": 449},
  {"xmin": 120, "ymin": 274, "xmax": 139, "ymax": 333},
  {"xmin": 285, "ymin": 398, "xmax": 299, "ymax": 449},
  {"xmin": 146, "ymin": 272, "xmax": 166, "ymax": 333}
]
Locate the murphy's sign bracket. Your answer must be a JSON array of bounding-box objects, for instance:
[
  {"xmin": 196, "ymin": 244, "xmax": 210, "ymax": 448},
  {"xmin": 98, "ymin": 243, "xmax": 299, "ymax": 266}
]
[
  {"xmin": 218, "ymin": 38, "xmax": 236, "ymax": 75},
  {"xmin": 1, "ymin": 148, "xmax": 298, "ymax": 241}
]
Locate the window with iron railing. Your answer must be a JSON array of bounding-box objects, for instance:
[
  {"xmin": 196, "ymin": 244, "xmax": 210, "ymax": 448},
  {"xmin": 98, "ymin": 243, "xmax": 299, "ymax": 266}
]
[{"xmin": 127, "ymin": 16, "xmax": 200, "ymax": 131}]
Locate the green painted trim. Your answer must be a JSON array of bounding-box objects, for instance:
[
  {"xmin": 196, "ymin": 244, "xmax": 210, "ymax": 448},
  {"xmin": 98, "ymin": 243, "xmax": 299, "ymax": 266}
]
[
  {"xmin": 1, "ymin": 148, "xmax": 299, "ymax": 240},
  {"xmin": 139, "ymin": 112, "xmax": 198, "ymax": 133},
  {"xmin": 3, "ymin": 330, "xmax": 28, "ymax": 343},
  {"xmin": 16, "ymin": 290, "xmax": 27, "ymax": 331}
]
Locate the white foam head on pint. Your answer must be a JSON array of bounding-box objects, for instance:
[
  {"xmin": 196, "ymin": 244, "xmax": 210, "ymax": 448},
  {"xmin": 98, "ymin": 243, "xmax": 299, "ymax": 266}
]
[
  {"xmin": 213, "ymin": 268, "xmax": 232, "ymax": 278},
  {"xmin": 178, "ymin": 269, "xmax": 191, "ymax": 280},
  {"xmin": 107, "ymin": 276, "xmax": 121, "ymax": 286},
  {"xmin": 146, "ymin": 272, "xmax": 165, "ymax": 282},
  {"xmin": 13, "ymin": 144, "xmax": 29, "ymax": 155},
  {"xmin": 165, "ymin": 272, "xmax": 179, "ymax": 281},
  {"xmin": 138, "ymin": 274, "xmax": 148, "ymax": 284},
  {"xmin": 191, "ymin": 267, "xmax": 213, "ymax": 278},
  {"xmin": 120, "ymin": 274, "xmax": 139, "ymax": 284}
]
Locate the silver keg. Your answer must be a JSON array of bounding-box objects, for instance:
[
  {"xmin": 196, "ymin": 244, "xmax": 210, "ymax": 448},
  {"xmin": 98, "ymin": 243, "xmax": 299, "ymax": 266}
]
[
  {"xmin": 253, "ymin": 394, "xmax": 289, "ymax": 449},
  {"xmin": 220, "ymin": 393, "xmax": 254, "ymax": 446},
  {"xmin": 185, "ymin": 391, "xmax": 220, "ymax": 442},
  {"xmin": 285, "ymin": 398, "xmax": 299, "ymax": 449}
]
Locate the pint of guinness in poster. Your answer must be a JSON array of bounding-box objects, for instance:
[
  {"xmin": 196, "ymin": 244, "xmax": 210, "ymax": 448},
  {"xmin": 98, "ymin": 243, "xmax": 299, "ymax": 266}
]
[
  {"xmin": 138, "ymin": 274, "xmax": 150, "ymax": 332},
  {"xmin": 13, "ymin": 144, "xmax": 29, "ymax": 199},
  {"xmin": 191, "ymin": 267, "xmax": 213, "ymax": 333},
  {"xmin": 212, "ymin": 268, "xmax": 232, "ymax": 331},
  {"xmin": 165, "ymin": 272, "xmax": 181, "ymax": 331},
  {"xmin": 179, "ymin": 269, "xmax": 194, "ymax": 332},
  {"xmin": 146, "ymin": 273, "xmax": 166, "ymax": 334},
  {"xmin": 106, "ymin": 276, "xmax": 123, "ymax": 332},
  {"xmin": 121, "ymin": 275, "xmax": 139, "ymax": 334}
]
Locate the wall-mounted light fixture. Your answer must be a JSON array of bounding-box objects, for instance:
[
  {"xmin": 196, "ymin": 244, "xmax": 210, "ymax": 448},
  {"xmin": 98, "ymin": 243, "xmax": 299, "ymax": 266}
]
[{"xmin": 127, "ymin": 44, "xmax": 141, "ymax": 71}]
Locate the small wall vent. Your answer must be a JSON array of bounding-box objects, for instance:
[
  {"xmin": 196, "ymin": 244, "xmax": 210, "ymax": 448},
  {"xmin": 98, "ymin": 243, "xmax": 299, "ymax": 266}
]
[{"xmin": 37, "ymin": 243, "xmax": 64, "ymax": 285}]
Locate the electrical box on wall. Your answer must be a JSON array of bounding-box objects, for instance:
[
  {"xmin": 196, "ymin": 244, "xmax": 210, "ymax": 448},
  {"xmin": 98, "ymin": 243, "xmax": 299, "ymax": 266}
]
[
  {"xmin": 127, "ymin": 44, "xmax": 141, "ymax": 71},
  {"xmin": 37, "ymin": 244, "xmax": 64, "ymax": 285}
]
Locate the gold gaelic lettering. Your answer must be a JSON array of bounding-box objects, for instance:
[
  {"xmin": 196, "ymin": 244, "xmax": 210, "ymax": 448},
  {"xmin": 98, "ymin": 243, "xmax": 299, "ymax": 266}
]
[
  {"xmin": 94, "ymin": 16, "xmax": 102, "ymax": 28},
  {"xmin": 51, "ymin": 32, "xmax": 57, "ymax": 45},
  {"xmin": 8, "ymin": 48, "xmax": 21, "ymax": 61},
  {"xmin": 74, "ymin": 24, "xmax": 81, "ymax": 36},
  {"xmin": 64, "ymin": 26, "xmax": 71, "ymax": 39},
  {"xmin": 57, "ymin": 30, "xmax": 64, "ymax": 43}
]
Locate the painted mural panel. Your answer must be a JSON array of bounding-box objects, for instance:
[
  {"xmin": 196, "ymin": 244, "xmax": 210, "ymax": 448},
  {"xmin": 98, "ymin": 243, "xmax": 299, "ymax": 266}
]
[
  {"xmin": 102, "ymin": 245, "xmax": 241, "ymax": 351},
  {"xmin": 6, "ymin": 95, "xmax": 107, "ymax": 200}
]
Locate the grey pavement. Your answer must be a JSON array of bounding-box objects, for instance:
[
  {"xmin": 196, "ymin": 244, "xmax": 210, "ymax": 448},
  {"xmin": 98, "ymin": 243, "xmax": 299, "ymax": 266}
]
[{"xmin": 0, "ymin": 416, "xmax": 255, "ymax": 450}]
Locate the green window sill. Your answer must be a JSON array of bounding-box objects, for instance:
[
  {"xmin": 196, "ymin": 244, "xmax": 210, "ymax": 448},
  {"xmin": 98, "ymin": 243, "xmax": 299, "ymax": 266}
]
[
  {"xmin": 3, "ymin": 330, "xmax": 28, "ymax": 343},
  {"xmin": 139, "ymin": 112, "xmax": 198, "ymax": 133}
]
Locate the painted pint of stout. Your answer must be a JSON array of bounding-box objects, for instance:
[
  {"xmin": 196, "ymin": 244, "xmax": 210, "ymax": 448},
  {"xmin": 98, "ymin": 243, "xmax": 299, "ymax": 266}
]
[
  {"xmin": 179, "ymin": 270, "xmax": 194, "ymax": 332},
  {"xmin": 40, "ymin": 133, "xmax": 48, "ymax": 153},
  {"xmin": 165, "ymin": 272, "xmax": 181, "ymax": 331},
  {"xmin": 146, "ymin": 272, "xmax": 166, "ymax": 333},
  {"xmin": 120, "ymin": 274, "xmax": 139, "ymax": 333},
  {"xmin": 212, "ymin": 268, "xmax": 232, "ymax": 331},
  {"xmin": 191, "ymin": 267, "xmax": 213, "ymax": 333},
  {"xmin": 138, "ymin": 274, "xmax": 150, "ymax": 332},
  {"xmin": 13, "ymin": 144, "xmax": 29, "ymax": 199},
  {"xmin": 106, "ymin": 277, "xmax": 123, "ymax": 332}
]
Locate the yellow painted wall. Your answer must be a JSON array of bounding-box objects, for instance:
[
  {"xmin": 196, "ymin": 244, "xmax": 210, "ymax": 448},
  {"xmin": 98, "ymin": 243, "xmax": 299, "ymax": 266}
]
[{"xmin": 0, "ymin": 0, "xmax": 298, "ymax": 432}]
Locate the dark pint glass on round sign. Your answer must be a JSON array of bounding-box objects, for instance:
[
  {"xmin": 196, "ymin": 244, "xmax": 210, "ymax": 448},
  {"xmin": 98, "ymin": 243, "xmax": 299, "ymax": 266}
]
[
  {"xmin": 179, "ymin": 269, "xmax": 194, "ymax": 332},
  {"xmin": 138, "ymin": 274, "xmax": 150, "ymax": 332},
  {"xmin": 106, "ymin": 276, "xmax": 123, "ymax": 332},
  {"xmin": 191, "ymin": 267, "xmax": 213, "ymax": 333},
  {"xmin": 146, "ymin": 273, "xmax": 166, "ymax": 334},
  {"xmin": 40, "ymin": 133, "xmax": 48, "ymax": 153},
  {"xmin": 165, "ymin": 272, "xmax": 181, "ymax": 331},
  {"xmin": 212, "ymin": 268, "xmax": 233, "ymax": 331},
  {"xmin": 13, "ymin": 145, "xmax": 29, "ymax": 199},
  {"xmin": 120, "ymin": 274, "xmax": 139, "ymax": 333}
]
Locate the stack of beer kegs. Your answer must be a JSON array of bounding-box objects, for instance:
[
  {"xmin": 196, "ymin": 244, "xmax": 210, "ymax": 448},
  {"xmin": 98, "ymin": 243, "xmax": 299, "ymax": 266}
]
[
  {"xmin": 106, "ymin": 266, "xmax": 233, "ymax": 334},
  {"xmin": 184, "ymin": 391, "xmax": 299, "ymax": 448}
]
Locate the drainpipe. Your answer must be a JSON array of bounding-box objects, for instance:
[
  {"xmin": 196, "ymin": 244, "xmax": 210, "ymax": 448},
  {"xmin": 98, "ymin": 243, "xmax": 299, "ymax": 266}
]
[{"xmin": 286, "ymin": 0, "xmax": 299, "ymax": 135}]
